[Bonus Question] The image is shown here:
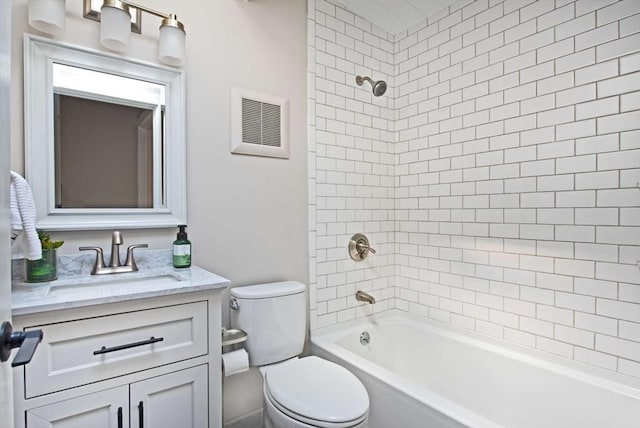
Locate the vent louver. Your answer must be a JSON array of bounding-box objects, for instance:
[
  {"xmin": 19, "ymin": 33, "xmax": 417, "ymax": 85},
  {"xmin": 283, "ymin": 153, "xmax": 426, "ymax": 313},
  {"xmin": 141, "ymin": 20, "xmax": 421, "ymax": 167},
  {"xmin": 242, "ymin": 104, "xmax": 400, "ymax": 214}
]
[
  {"xmin": 231, "ymin": 88, "xmax": 289, "ymax": 158},
  {"xmin": 241, "ymin": 98, "xmax": 281, "ymax": 147}
]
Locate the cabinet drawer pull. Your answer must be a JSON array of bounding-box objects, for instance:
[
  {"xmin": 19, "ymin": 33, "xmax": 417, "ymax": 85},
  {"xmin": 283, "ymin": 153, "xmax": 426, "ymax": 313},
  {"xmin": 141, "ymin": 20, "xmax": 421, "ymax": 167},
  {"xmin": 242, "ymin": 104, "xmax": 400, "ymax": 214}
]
[
  {"xmin": 93, "ymin": 336, "xmax": 164, "ymax": 355},
  {"xmin": 117, "ymin": 407, "xmax": 123, "ymax": 428}
]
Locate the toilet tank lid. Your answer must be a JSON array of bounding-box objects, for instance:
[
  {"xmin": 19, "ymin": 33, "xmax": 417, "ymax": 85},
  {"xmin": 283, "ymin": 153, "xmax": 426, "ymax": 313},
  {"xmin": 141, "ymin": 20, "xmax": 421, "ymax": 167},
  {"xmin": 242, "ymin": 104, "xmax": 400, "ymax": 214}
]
[{"xmin": 230, "ymin": 281, "xmax": 305, "ymax": 299}]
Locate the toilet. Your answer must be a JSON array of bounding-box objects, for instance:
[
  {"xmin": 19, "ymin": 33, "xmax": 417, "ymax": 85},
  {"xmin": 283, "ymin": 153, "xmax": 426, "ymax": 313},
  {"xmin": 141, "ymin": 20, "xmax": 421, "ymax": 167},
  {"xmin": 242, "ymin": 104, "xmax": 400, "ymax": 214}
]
[{"xmin": 230, "ymin": 281, "xmax": 369, "ymax": 428}]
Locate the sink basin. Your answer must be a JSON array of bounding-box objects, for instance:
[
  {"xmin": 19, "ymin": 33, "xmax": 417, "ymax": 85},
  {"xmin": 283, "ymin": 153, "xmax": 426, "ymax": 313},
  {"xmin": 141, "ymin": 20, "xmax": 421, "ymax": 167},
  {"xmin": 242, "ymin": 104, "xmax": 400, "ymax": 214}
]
[{"xmin": 48, "ymin": 272, "xmax": 184, "ymax": 297}]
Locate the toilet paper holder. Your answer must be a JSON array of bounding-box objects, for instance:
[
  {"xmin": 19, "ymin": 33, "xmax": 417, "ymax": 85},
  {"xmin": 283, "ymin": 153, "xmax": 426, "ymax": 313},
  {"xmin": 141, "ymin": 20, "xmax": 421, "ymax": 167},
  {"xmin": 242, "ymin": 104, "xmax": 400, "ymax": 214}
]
[{"xmin": 221, "ymin": 328, "xmax": 247, "ymax": 347}]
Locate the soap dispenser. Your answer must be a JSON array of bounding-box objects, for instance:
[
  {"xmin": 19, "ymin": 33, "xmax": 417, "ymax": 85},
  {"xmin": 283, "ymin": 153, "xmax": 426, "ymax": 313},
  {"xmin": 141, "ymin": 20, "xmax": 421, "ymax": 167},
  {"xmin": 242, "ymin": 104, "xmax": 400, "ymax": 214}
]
[{"xmin": 173, "ymin": 225, "xmax": 191, "ymax": 268}]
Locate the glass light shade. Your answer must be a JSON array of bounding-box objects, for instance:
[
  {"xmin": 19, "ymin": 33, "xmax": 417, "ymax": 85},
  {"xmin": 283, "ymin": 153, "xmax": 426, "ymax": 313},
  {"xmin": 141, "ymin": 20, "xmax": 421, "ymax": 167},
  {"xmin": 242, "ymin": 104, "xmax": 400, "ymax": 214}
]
[
  {"xmin": 28, "ymin": 0, "xmax": 65, "ymax": 35},
  {"xmin": 159, "ymin": 25, "xmax": 186, "ymax": 67},
  {"xmin": 100, "ymin": 4, "xmax": 131, "ymax": 52}
]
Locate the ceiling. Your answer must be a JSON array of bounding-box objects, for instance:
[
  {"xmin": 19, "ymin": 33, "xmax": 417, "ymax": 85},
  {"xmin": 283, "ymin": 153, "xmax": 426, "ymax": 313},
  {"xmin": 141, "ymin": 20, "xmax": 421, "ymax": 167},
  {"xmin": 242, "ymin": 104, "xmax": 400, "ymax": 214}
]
[{"xmin": 335, "ymin": 0, "xmax": 458, "ymax": 35}]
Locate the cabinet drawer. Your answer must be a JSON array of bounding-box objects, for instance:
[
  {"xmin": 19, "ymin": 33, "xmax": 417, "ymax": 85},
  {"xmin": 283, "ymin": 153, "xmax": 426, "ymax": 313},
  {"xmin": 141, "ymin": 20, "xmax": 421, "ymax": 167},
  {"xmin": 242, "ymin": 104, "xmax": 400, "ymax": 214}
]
[{"xmin": 25, "ymin": 301, "xmax": 208, "ymax": 398}]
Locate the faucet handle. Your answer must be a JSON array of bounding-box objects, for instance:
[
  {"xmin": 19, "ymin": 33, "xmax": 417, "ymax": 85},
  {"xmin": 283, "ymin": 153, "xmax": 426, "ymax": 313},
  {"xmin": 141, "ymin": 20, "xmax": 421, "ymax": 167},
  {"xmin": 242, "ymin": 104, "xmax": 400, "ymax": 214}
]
[
  {"xmin": 349, "ymin": 233, "xmax": 376, "ymax": 261},
  {"xmin": 124, "ymin": 244, "xmax": 149, "ymax": 271},
  {"xmin": 79, "ymin": 247, "xmax": 106, "ymax": 275},
  {"xmin": 356, "ymin": 241, "xmax": 376, "ymax": 255}
]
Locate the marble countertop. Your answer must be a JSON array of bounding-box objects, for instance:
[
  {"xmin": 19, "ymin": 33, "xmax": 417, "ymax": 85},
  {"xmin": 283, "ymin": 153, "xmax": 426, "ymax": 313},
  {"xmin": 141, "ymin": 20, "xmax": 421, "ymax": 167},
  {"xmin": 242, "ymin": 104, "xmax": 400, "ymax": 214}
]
[{"xmin": 12, "ymin": 251, "xmax": 230, "ymax": 316}]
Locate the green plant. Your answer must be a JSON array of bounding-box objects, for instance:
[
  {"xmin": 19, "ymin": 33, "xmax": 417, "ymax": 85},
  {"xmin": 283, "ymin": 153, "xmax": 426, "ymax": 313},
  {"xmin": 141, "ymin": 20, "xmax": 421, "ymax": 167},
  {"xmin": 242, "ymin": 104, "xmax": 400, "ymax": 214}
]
[{"xmin": 37, "ymin": 230, "xmax": 64, "ymax": 250}]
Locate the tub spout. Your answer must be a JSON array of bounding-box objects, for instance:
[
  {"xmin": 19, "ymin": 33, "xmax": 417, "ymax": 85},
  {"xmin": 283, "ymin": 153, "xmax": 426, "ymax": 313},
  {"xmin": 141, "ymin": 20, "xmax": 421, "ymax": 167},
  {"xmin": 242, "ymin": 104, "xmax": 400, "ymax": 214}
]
[{"xmin": 356, "ymin": 290, "xmax": 376, "ymax": 304}]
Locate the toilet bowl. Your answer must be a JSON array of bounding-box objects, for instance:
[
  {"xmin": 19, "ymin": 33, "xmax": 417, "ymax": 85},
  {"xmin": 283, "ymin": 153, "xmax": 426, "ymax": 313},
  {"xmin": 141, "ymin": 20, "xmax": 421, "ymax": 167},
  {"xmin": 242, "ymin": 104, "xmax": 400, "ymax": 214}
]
[{"xmin": 229, "ymin": 282, "xmax": 370, "ymax": 428}]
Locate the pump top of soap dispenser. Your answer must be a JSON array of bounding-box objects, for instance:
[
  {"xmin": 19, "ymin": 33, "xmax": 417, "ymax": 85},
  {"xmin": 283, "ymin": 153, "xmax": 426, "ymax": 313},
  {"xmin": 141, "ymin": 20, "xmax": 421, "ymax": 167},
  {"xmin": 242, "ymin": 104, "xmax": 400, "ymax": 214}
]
[{"xmin": 177, "ymin": 225, "xmax": 188, "ymax": 240}]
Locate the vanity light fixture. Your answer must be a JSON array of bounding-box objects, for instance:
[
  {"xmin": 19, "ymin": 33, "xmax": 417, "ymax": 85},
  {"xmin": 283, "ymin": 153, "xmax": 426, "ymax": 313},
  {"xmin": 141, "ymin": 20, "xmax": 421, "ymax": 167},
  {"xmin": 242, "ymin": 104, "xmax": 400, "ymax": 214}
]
[
  {"xmin": 27, "ymin": 0, "xmax": 186, "ymax": 67},
  {"xmin": 97, "ymin": 0, "xmax": 186, "ymax": 66}
]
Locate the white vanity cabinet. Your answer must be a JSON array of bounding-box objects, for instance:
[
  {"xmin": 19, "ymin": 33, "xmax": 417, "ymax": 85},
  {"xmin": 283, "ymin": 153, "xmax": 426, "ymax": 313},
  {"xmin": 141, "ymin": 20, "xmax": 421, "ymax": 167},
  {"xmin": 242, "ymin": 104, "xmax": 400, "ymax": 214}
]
[
  {"xmin": 12, "ymin": 288, "xmax": 224, "ymax": 428},
  {"xmin": 26, "ymin": 365, "xmax": 208, "ymax": 428}
]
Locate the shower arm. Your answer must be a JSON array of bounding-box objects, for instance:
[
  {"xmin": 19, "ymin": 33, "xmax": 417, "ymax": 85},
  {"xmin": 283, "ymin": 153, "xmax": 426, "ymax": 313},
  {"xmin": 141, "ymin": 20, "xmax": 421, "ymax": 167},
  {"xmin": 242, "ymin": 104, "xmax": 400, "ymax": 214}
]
[{"xmin": 356, "ymin": 76, "xmax": 374, "ymax": 86}]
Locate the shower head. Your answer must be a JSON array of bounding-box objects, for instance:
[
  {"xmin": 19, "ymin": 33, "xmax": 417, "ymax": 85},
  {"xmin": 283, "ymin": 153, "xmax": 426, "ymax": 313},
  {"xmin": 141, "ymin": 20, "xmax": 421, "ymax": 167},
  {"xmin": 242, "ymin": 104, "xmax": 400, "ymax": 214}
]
[
  {"xmin": 372, "ymin": 80, "xmax": 387, "ymax": 96},
  {"xmin": 356, "ymin": 75, "xmax": 387, "ymax": 96}
]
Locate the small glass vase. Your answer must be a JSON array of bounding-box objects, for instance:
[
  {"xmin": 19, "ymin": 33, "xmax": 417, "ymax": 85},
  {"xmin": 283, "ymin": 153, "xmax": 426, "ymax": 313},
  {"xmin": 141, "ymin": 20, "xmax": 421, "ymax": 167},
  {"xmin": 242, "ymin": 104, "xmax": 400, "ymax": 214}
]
[{"xmin": 26, "ymin": 249, "xmax": 58, "ymax": 283}]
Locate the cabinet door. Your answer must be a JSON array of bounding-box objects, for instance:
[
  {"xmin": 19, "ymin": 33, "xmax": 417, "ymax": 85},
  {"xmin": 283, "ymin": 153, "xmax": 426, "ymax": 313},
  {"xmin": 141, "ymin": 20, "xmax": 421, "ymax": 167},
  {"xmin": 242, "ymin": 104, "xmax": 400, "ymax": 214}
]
[
  {"xmin": 130, "ymin": 365, "xmax": 208, "ymax": 428},
  {"xmin": 26, "ymin": 385, "xmax": 128, "ymax": 428}
]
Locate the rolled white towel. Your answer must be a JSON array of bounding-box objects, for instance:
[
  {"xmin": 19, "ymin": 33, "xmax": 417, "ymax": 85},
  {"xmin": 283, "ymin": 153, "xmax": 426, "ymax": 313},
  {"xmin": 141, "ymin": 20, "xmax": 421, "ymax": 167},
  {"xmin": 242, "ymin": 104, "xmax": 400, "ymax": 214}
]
[
  {"xmin": 10, "ymin": 175, "xmax": 21, "ymax": 233},
  {"xmin": 10, "ymin": 171, "xmax": 42, "ymax": 260}
]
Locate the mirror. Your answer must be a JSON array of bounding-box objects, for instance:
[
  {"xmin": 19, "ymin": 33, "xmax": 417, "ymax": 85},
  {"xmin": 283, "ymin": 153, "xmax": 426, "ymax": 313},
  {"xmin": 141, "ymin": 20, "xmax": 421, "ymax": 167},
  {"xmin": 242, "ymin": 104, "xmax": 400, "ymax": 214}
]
[
  {"xmin": 53, "ymin": 64, "xmax": 165, "ymax": 209},
  {"xmin": 25, "ymin": 35, "xmax": 186, "ymax": 230}
]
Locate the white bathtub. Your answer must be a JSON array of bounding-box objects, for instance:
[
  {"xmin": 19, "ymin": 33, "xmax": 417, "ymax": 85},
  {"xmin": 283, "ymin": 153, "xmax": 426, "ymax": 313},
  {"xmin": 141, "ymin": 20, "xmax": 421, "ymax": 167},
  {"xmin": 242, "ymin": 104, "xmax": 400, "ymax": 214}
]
[{"xmin": 311, "ymin": 310, "xmax": 640, "ymax": 428}]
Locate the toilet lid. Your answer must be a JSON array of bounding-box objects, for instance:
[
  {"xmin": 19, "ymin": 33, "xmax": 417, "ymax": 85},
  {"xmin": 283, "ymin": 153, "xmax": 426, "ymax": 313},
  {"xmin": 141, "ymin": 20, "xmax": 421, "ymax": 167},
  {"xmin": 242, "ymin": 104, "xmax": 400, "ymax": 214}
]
[{"xmin": 264, "ymin": 356, "xmax": 369, "ymax": 427}]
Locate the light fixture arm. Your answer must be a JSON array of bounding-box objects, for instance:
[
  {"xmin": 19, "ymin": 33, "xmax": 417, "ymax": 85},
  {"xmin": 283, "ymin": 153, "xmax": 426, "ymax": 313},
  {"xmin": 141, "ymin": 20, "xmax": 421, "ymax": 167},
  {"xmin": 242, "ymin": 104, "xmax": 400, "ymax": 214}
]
[
  {"xmin": 119, "ymin": 0, "xmax": 170, "ymax": 20},
  {"xmin": 107, "ymin": 0, "xmax": 184, "ymax": 32}
]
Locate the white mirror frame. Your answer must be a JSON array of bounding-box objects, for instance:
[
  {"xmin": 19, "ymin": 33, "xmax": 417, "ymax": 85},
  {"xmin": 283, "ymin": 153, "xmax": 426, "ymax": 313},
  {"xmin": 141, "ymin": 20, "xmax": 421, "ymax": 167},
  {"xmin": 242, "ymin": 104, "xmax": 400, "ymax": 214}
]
[{"xmin": 24, "ymin": 34, "xmax": 186, "ymax": 231}]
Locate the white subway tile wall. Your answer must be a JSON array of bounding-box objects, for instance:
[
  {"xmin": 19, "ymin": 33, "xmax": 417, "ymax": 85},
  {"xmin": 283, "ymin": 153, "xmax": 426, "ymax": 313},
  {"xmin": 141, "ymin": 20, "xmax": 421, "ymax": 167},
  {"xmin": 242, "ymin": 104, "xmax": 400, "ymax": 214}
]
[
  {"xmin": 308, "ymin": 0, "xmax": 397, "ymax": 330},
  {"xmin": 309, "ymin": 0, "xmax": 640, "ymax": 379}
]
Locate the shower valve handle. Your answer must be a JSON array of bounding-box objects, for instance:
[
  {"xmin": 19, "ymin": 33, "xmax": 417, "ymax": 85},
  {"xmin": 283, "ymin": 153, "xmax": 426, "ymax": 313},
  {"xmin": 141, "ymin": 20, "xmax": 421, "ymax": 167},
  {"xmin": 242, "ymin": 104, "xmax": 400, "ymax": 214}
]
[
  {"xmin": 349, "ymin": 233, "xmax": 376, "ymax": 261},
  {"xmin": 356, "ymin": 241, "xmax": 376, "ymax": 255}
]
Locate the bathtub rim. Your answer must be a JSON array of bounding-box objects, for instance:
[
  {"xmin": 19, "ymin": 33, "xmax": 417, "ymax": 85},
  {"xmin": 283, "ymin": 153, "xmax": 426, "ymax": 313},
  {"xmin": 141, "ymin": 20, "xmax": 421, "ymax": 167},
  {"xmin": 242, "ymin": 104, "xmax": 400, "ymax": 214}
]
[{"xmin": 311, "ymin": 310, "xmax": 640, "ymax": 427}]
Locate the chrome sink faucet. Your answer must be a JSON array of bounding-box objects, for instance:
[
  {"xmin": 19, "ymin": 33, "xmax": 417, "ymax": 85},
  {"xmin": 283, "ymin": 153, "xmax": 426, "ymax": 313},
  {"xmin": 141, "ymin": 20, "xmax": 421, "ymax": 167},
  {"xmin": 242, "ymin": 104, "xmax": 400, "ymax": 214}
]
[{"xmin": 79, "ymin": 231, "xmax": 148, "ymax": 275}]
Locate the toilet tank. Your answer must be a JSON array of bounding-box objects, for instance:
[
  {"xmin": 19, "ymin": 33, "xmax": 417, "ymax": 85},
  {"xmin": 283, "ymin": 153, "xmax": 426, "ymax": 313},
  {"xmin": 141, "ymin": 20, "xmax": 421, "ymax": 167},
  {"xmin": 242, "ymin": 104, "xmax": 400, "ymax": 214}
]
[{"xmin": 230, "ymin": 281, "xmax": 306, "ymax": 366}]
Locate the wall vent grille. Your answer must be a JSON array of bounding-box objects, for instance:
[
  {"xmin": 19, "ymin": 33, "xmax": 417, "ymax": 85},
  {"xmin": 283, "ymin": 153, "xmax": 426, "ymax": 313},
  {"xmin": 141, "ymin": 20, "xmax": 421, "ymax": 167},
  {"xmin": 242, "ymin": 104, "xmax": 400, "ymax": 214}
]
[
  {"xmin": 231, "ymin": 88, "xmax": 289, "ymax": 158},
  {"xmin": 241, "ymin": 98, "xmax": 282, "ymax": 148}
]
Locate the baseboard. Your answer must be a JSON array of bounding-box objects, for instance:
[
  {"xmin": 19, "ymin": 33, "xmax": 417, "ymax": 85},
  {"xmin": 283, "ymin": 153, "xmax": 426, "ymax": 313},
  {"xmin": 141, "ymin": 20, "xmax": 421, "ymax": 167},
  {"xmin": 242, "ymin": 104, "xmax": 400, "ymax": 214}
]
[{"xmin": 224, "ymin": 408, "xmax": 263, "ymax": 428}]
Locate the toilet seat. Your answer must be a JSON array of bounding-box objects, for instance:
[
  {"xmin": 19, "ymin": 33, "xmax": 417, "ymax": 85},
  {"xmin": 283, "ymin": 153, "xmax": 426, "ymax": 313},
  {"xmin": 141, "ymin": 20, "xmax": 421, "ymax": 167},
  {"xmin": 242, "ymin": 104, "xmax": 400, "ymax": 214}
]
[
  {"xmin": 264, "ymin": 356, "xmax": 369, "ymax": 428},
  {"xmin": 265, "ymin": 385, "xmax": 368, "ymax": 428}
]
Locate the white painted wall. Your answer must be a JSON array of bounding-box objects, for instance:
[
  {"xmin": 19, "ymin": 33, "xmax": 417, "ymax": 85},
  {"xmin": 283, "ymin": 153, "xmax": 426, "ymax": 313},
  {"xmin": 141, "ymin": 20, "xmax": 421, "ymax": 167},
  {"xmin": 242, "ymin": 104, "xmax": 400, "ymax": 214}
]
[
  {"xmin": 309, "ymin": 0, "xmax": 640, "ymax": 380},
  {"xmin": 1, "ymin": 0, "xmax": 15, "ymax": 424},
  {"xmin": 10, "ymin": 0, "xmax": 307, "ymax": 425}
]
